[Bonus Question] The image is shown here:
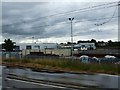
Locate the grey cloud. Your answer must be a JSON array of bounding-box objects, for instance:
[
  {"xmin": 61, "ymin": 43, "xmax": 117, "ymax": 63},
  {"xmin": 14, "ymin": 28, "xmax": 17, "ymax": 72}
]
[{"xmin": 2, "ymin": 2, "xmax": 118, "ymax": 43}]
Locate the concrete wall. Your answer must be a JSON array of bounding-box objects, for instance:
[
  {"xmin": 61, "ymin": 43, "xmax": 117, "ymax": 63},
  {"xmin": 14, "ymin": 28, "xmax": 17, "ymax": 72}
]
[
  {"xmin": 21, "ymin": 49, "xmax": 71, "ymax": 56},
  {"xmin": 78, "ymin": 49, "xmax": 119, "ymax": 54}
]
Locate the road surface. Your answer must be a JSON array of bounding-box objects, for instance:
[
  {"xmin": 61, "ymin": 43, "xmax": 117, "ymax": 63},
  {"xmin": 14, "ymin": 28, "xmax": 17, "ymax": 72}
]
[
  {"xmin": 3, "ymin": 77, "xmax": 74, "ymax": 90},
  {"xmin": 1, "ymin": 66, "xmax": 120, "ymax": 90}
]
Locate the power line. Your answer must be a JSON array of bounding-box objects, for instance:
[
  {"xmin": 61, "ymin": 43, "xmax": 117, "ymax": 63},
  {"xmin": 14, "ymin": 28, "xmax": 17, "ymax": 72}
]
[
  {"xmin": 27, "ymin": 15, "xmax": 119, "ymax": 30},
  {"xmin": 93, "ymin": 5, "xmax": 118, "ymax": 32},
  {"xmin": 3, "ymin": 15, "xmax": 119, "ymax": 32},
  {"xmin": 94, "ymin": 6, "xmax": 118, "ymax": 26},
  {"xmin": 103, "ymin": 6, "xmax": 117, "ymax": 24},
  {"xmin": 2, "ymin": 2, "xmax": 118, "ymax": 27},
  {"xmin": 75, "ymin": 16, "xmax": 119, "ymax": 24},
  {"xmin": 73, "ymin": 28, "xmax": 119, "ymax": 36}
]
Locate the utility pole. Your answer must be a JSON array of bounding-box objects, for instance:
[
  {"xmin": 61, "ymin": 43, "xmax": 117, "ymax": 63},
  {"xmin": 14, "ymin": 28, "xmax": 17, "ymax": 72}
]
[{"xmin": 69, "ymin": 17, "xmax": 74, "ymax": 60}]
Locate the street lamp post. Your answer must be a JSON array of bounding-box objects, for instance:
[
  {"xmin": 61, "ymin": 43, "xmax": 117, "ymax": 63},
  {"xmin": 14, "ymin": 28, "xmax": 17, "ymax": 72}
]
[{"xmin": 69, "ymin": 17, "xmax": 74, "ymax": 60}]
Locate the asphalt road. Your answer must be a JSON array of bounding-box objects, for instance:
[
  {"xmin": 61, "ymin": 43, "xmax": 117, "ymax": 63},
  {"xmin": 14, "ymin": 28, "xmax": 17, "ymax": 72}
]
[
  {"xmin": 2, "ymin": 78, "xmax": 75, "ymax": 90},
  {"xmin": 1, "ymin": 66, "xmax": 119, "ymax": 90},
  {"xmin": 1, "ymin": 66, "xmax": 82, "ymax": 90}
]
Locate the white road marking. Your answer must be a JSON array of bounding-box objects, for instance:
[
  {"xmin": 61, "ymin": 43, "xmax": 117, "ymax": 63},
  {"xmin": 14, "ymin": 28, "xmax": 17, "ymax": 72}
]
[{"xmin": 6, "ymin": 78, "xmax": 67, "ymax": 89}]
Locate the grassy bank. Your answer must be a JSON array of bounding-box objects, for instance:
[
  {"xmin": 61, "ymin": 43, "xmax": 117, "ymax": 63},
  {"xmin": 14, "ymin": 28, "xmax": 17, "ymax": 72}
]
[{"xmin": 2, "ymin": 58, "xmax": 120, "ymax": 75}]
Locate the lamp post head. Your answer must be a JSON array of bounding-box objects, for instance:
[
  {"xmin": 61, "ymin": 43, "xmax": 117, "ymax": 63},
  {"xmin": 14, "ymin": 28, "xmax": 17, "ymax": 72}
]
[
  {"xmin": 69, "ymin": 18, "xmax": 71, "ymax": 20},
  {"xmin": 72, "ymin": 17, "xmax": 74, "ymax": 20},
  {"xmin": 69, "ymin": 17, "xmax": 74, "ymax": 21}
]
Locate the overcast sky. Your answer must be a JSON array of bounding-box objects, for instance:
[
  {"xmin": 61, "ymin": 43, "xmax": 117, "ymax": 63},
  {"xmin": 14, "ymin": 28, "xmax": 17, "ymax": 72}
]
[{"xmin": 1, "ymin": 0, "xmax": 119, "ymax": 44}]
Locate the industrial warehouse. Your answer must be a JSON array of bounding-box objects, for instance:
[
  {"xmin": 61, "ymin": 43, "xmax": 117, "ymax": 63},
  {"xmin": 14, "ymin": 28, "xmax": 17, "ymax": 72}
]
[{"xmin": 13, "ymin": 42, "xmax": 96, "ymax": 56}]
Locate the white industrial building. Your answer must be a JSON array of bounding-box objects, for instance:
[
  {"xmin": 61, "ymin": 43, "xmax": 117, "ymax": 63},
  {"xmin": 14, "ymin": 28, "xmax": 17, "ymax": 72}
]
[
  {"xmin": 14, "ymin": 43, "xmax": 71, "ymax": 56},
  {"xmin": 15, "ymin": 43, "xmax": 96, "ymax": 51},
  {"xmin": 14, "ymin": 43, "xmax": 59, "ymax": 50},
  {"xmin": 13, "ymin": 42, "xmax": 96, "ymax": 57},
  {"xmin": 74, "ymin": 43, "xmax": 96, "ymax": 50}
]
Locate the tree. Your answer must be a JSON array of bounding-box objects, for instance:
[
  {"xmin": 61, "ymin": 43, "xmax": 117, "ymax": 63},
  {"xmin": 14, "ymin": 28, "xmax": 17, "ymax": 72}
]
[
  {"xmin": 107, "ymin": 40, "xmax": 113, "ymax": 46},
  {"xmin": 90, "ymin": 39, "xmax": 97, "ymax": 45},
  {"xmin": 3, "ymin": 39, "xmax": 16, "ymax": 51},
  {"xmin": 108, "ymin": 40, "xmax": 112, "ymax": 44},
  {"xmin": 90, "ymin": 39, "xmax": 97, "ymax": 43},
  {"xmin": 67, "ymin": 42, "xmax": 71, "ymax": 45}
]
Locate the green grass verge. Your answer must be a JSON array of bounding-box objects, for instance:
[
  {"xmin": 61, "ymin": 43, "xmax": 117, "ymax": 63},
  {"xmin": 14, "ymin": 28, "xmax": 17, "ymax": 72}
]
[{"xmin": 2, "ymin": 58, "xmax": 119, "ymax": 75}]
